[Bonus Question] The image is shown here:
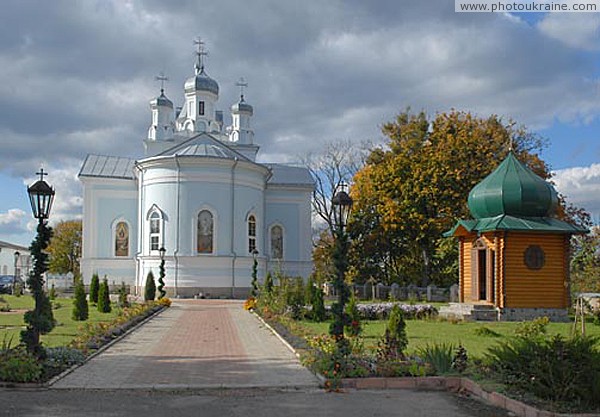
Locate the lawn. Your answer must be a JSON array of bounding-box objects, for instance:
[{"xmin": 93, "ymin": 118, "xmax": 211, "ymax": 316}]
[
  {"xmin": 296, "ymin": 318, "xmax": 600, "ymax": 358},
  {"xmin": 0, "ymin": 294, "xmax": 120, "ymax": 348}
]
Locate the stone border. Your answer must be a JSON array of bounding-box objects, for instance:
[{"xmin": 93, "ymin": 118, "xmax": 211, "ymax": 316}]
[
  {"xmin": 251, "ymin": 311, "xmax": 598, "ymax": 417},
  {"xmin": 0, "ymin": 305, "xmax": 167, "ymax": 390},
  {"xmin": 341, "ymin": 377, "xmax": 600, "ymax": 417}
]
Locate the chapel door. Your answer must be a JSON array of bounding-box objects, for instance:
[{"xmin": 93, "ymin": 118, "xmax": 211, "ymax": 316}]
[{"xmin": 471, "ymin": 239, "xmax": 495, "ymax": 303}]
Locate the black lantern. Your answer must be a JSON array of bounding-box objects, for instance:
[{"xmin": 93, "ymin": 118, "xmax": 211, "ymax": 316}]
[
  {"xmin": 159, "ymin": 246, "xmax": 166, "ymax": 261},
  {"xmin": 332, "ymin": 186, "xmax": 353, "ymax": 230},
  {"xmin": 27, "ymin": 169, "xmax": 55, "ymax": 221}
]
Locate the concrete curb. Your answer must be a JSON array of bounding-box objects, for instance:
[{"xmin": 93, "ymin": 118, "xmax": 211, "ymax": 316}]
[
  {"xmin": 341, "ymin": 377, "xmax": 600, "ymax": 417},
  {"xmin": 0, "ymin": 305, "xmax": 167, "ymax": 391},
  {"xmin": 251, "ymin": 311, "xmax": 327, "ymax": 388}
]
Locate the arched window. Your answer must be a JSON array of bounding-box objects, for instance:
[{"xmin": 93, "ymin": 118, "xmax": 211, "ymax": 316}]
[
  {"xmin": 271, "ymin": 225, "xmax": 283, "ymax": 260},
  {"xmin": 197, "ymin": 210, "xmax": 213, "ymax": 253},
  {"xmin": 114, "ymin": 221, "xmax": 129, "ymax": 257},
  {"xmin": 149, "ymin": 211, "xmax": 162, "ymax": 252},
  {"xmin": 248, "ymin": 215, "xmax": 257, "ymax": 254}
]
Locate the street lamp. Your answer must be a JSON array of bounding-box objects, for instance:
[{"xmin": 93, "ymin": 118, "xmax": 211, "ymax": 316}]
[
  {"xmin": 13, "ymin": 251, "xmax": 20, "ymax": 295},
  {"xmin": 158, "ymin": 246, "xmax": 166, "ymax": 299},
  {"xmin": 329, "ymin": 184, "xmax": 353, "ymax": 354},
  {"xmin": 22, "ymin": 168, "xmax": 56, "ymax": 357}
]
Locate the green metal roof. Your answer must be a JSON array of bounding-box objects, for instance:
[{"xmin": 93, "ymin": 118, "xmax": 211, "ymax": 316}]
[
  {"xmin": 467, "ymin": 152, "xmax": 558, "ymax": 219},
  {"xmin": 444, "ymin": 215, "xmax": 588, "ymax": 237}
]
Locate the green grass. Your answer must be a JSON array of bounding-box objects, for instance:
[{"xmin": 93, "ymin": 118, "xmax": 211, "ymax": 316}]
[
  {"xmin": 297, "ymin": 318, "xmax": 600, "ymax": 358},
  {"xmin": 0, "ymin": 294, "xmax": 120, "ymax": 348}
]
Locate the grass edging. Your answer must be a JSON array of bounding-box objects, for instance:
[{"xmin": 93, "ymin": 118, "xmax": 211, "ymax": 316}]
[
  {"xmin": 47, "ymin": 305, "xmax": 167, "ymax": 387},
  {"xmin": 251, "ymin": 311, "xmax": 327, "ymax": 387},
  {"xmin": 0, "ymin": 304, "xmax": 167, "ymax": 390}
]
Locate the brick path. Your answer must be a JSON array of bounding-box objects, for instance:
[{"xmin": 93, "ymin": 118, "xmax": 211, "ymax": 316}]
[{"xmin": 51, "ymin": 300, "xmax": 319, "ymax": 390}]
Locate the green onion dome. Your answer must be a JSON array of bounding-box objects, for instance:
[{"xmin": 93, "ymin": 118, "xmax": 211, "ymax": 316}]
[{"xmin": 467, "ymin": 152, "xmax": 558, "ymax": 219}]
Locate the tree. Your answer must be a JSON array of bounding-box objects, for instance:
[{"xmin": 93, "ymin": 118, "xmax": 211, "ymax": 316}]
[
  {"xmin": 89, "ymin": 273, "xmax": 100, "ymax": 304},
  {"xmin": 97, "ymin": 277, "xmax": 111, "ymax": 313},
  {"xmin": 46, "ymin": 220, "xmax": 82, "ymax": 277},
  {"xmin": 571, "ymin": 227, "xmax": 600, "ymax": 293},
  {"xmin": 72, "ymin": 280, "xmax": 89, "ymax": 321},
  {"xmin": 350, "ymin": 109, "xmax": 555, "ymax": 286},
  {"xmin": 144, "ymin": 271, "xmax": 156, "ymax": 302},
  {"xmin": 302, "ymin": 140, "xmax": 370, "ymax": 238},
  {"xmin": 311, "ymin": 230, "xmax": 335, "ymax": 286}
]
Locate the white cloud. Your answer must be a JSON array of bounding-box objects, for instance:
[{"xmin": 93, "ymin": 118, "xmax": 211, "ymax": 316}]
[
  {"xmin": 0, "ymin": 208, "xmax": 28, "ymax": 235},
  {"xmin": 553, "ymin": 163, "xmax": 600, "ymax": 222},
  {"xmin": 538, "ymin": 13, "xmax": 600, "ymax": 51}
]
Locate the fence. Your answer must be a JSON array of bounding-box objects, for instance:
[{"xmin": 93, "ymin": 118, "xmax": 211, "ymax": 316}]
[{"xmin": 323, "ymin": 282, "xmax": 459, "ymax": 303}]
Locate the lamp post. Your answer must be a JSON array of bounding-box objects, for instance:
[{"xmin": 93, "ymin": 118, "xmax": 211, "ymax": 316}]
[
  {"xmin": 158, "ymin": 246, "xmax": 166, "ymax": 299},
  {"xmin": 13, "ymin": 251, "xmax": 20, "ymax": 295},
  {"xmin": 329, "ymin": 184, "xmax": 353, "ymax": 355},
  {"xmin": 251, "ymin": 249, "xmax": 259, "ymax": 297},
  {"xmin": 22, "ymin": 168, "xmax": 56, "ymax": 357}
]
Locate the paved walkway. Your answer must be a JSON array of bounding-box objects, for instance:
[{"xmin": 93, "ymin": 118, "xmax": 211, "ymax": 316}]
[{"xmin": 52, "ymin": 300, "xmax": 320, "ymax": 390}]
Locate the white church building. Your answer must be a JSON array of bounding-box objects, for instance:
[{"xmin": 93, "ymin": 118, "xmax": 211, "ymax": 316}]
[{"xmin": 79, "ymin": 44, "xmax": 314, "ymax": 298}]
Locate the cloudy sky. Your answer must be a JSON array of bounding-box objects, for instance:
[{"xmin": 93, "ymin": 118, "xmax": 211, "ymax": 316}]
[{"xmin": 1, "ymin": 0, "xmax": 599, "ymax": 246}]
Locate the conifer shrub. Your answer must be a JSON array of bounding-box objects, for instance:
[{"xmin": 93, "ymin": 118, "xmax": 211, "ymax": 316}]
[
  {"xmin": 49, "ymin": 284, "xmax": 57, "ymax": 300},
  {"xmin": 344, "ymin": 294, "xmax": 361, "ymax": 336},
  {"xmin": 89, "ymin": 273, "xmax": 100, "ymax": 304},
  {"xmin": 72, "ymin": 280, "xmax": 89, "ymax": 321},
  {"xmin": 97, "ymin": 277, "xmax": 111, "ymax": 313},
  {"xmin": 377, "ymin": 304, "xmax": 407, "ymax": 361},
  {"xmin": 118, "ymin": 282, "xmax": 129, "ymax": 308},
  {"xmin": 144, "ymin": 271, "xmax": 156, "ymax": 302},
  {"xmin": 307, "ymin": 278, "xmax": 326, "ymax": 322}
]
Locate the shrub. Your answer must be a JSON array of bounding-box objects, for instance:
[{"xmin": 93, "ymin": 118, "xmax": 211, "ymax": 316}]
[
  {"xmin": 49, "ymin": 284, "xmax": 57, "ymax": 300},
  {"xmin": 43, "ymin": 347, "xmax": 85, "ymax": 378},
  {"xmin": 144, "ymin": 271, "xmax": 156, "ymax": 302},
  {"xmin": 514, "ymin": 316, "xmax": 549, "ymax": 339},
  {"xmin": 452, "ymin": 344, "xmax": 468, "ymax": 373},
  {"xmin": 307, "ymin": 280, "xmax": 326, "ymax": 322},
  {"xmin": 377, "ymin": 304, "xmax": 407, "ymax": 361},
  {"xmin": 72, "ymin": 279, "xmax": 89, "ymax": 321},
  {"xmin": 97, "ymin": 277, "xmax": 111, "ymax": 313},
  {"xmin": 244, "ymin": 297, "xmax": 257, "ymax": 311},
  {"xmin": 486, "ymin": 334, "xmax": 600, "ymax": 407},
  {"xmin": 118, "ymin": 282, "xmax": 129, "ymax": 308},
  {"xmin": 89, "ymin": 273, "xmax": 100, "ymax": 304},
  {"xmin": 0, "ymin": 346, "xmax": 42, "ymax": 382},
  {"xmin": 282, "ymin": 277, "xmax": 305, "ymax": 320},
  {"xmin": 417, "ymin": 342, "xmax": 455, "ymax": 375},
  {"xmin": 344, "ymin": 294, "xmax": 361, "ymax": 337}
]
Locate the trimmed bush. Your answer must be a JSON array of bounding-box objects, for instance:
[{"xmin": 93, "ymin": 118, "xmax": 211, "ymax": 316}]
[
  {"xmin": 144, "ymin": 271, "xmax": 156, "ymax": 301},
  {"xmin": 0, "ymin": 346, "xmax": 42, "ymax": 382},
  {"xmin": 97, "ymin": 277, "xmax": 111, "ymax": 313},
  {"xmin": 118, "ymin": 282, "xmax": 129, "ymax": 308},
  {"xmin": 377, "ymin": 304, "xmax": 407, "ymax": 361},
  {"xmin": 486, "ymin": 334, "xmax": 600, "ymax": 407},
  {"xmin": 89, "ymin": 273, "xmax": 100, "ymax": 304},
  {"xmin": 72, "ymin": 280, "xmax": 89, "ymax": 321}
]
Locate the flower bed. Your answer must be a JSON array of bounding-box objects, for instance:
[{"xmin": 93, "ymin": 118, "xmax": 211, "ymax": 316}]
[{"xmin": 354, "ymin": 303, "xmax": 438, "ymax": 320}]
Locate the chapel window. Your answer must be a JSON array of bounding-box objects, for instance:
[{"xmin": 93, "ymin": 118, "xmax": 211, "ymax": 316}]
[
  {"xmin": 271, "ymin": 225, "xmax": 283, "ymax": 260},
  {"xmin": 197, "ymin": 210, "xmax": 214, "ymax": 254},
  {"xmin": 248, "ymin": 215, "xmax": 256, "ymax": 254},
  {"xmin": 115, "ymin": 221, "xmax": 129, "ymax": 257}
]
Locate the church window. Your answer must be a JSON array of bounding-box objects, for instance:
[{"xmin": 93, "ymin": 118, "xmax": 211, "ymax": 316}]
[
  {"xmin": 248, "ymin": 215, "xmax": 256, "ymax": 254},
  {"xmin": 270, "ymin": 225, "xmax": 283, "ymax": 260},
  {"xmin": 197, "ymin": 210, "xmax": 213, "ymax": 253},
  {"xmin": 198, "ymin": 101, "xmax": 205, "ymax": 116},
  {"xmin": 149, "ymin": 211, "xmax": 162, "ymax": 252},
  {"xmin": 115, "ymin": 221, "xmax": 129, "ymax": 257}
]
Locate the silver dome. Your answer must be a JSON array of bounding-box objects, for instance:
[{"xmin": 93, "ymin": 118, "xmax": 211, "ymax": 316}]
[
  {"xmin": 184, "ymin": 69, "xmax": 219, "ymax": 95},
  {"xmin": 231, "ymin": 97, "xmax": 253, "ymax": 114}
]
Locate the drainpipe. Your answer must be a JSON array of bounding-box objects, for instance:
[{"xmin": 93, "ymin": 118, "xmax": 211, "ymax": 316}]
[
  {"xmin": 134, "ymin": 162, "xmax": 144, "ymax": 297},
  {"xmin": 231, "ymin": 158, "xmax": 238, "ymax": 298},
  {"xmin": 174, "ymin": 155, "xmax": 181, "ymax": 297}
]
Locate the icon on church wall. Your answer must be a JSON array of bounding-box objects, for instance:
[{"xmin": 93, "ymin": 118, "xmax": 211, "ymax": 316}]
[
  {"xmin": 197, "ymin": 210, "xmax": 213, "ymax": 253},
  {"xmin": 271, "ymin": 225, "xmax": 283, "ymax": 259},
  {"xmin": 115, "ymin": 221, "xmax": 129, "ymax": 257}
]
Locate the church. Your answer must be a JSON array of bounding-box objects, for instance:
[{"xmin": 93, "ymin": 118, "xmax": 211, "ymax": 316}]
[{"xmin": 79, "ymin": 43, "xmax": 314, "ymax": 298}]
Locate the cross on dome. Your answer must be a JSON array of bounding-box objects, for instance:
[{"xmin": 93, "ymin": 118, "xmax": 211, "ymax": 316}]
[
  {"xmin": 194, "ymin": 37, "xmax": 208, "ymax": 74},
  {"xmin": 155, "ymin": 72, "xmax": 169, "ymax": 94},
  {"xmin": 235, "ymin": 77, "xmax": 248, "ymax": 100}
]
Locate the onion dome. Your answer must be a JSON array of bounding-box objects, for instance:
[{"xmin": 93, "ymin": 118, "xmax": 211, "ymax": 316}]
[
  {"xmin": 184, "ymin": 67, "xmax": 219, "ymax": 95},
  {"xmin": 231, "ymin": 96, "xmax": 253, "ymax": 115},
  {"xmin": 151, "ymin": 89, "xmax": 173, "ymax": 108},
  {"xmin": 468, "ymin": 152, "xmax": 558, "ymax": 219}
]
